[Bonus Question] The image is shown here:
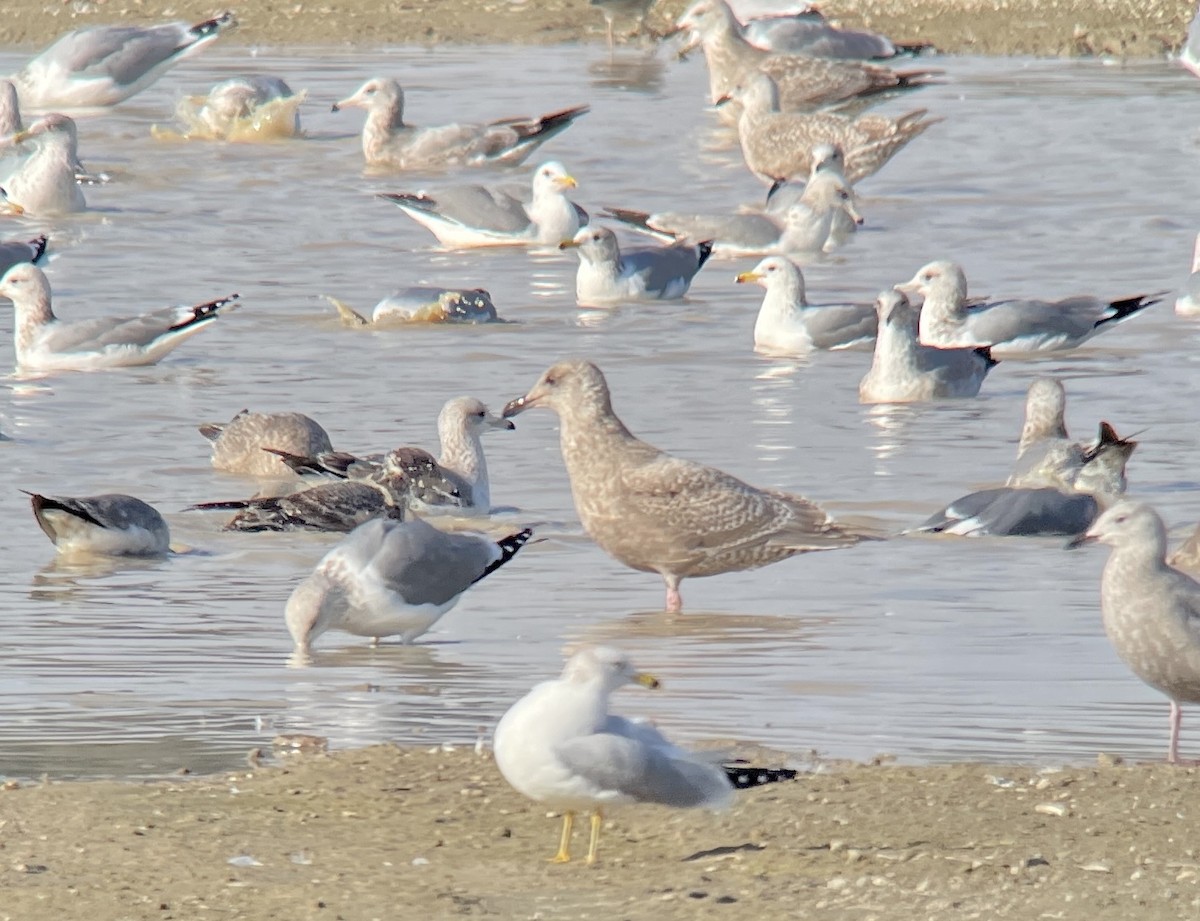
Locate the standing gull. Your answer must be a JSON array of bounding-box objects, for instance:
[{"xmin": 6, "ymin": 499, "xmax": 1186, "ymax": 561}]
[
  {"xmin": 735, "ymin": 255, "xmax": 876, "ymax": 356},
  {"xmin": 559, "ymin": 226, "xmax": 713, "ymax": 306},
  {"xmin": 2, "ymin": 114, "xmax": 87, "ymax": 215},
  {"xmin": 0, "ymin": 263, "xmax": 239, "ymax": 372},
  {"xmin": 9, "ymin": 13, "xmax": 237, "ymax": 109},
  {"xmin": 591, "ymin": 0, "xmax": 658, "ymax": 51},
  {"xmin": 199, "ymin": 410, "xmax": 334, "ymax": 478},
  {"xmin": 1175, "ymin": 232, "xmax": 1200, "ymax": 317},
  {"xmin": 27, "ymin": 491, "xmax": 170, "ymax": 557},
  {"xmin": 897, "ymin": 260, "xmax": 1163, "ymax": 354},
  {"xmin": 1069, "ymin": 502, "xmax": 1200, "ymax": 764},
  {"xmin": 286, "ymin": 516, "xmax": 532, "ymax": 655},
  {"xmin": 377, "ymin": 161, "xmax": 586, "ymax": 248},
  {"xmin": 494, "ymin": 646, "xmax": 795, "ymax": 864},
  {"xmin": 332, "ymin": 77, "xmax": 589, "ymax": 171},
  {"xmin": 502, "ymin": 360, "xmax": 872, "ymax": 612},
  {"xmin": 858, "ymin": 289, "xmax": 997, "ymax": 404}
]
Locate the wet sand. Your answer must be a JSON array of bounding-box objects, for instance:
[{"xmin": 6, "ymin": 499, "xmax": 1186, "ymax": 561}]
[{"xmin": 0, "ymin": 0, "xmax": 1194, "ymax": 58}]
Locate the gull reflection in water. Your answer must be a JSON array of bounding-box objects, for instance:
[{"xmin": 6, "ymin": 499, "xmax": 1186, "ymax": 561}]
[
  {"xmin": 588, "ymin": 50, "xmax": 667, "ymax": 95},
  {"xmin": 864, "ymin": 402, "xmax": 921, "ymax": 471}
]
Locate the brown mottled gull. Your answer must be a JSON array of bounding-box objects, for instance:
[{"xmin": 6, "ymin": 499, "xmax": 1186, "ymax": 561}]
[
  {"xmin": 502, "ymin": 359, "xmax": 872, "ymax": 612},
  {"xmin": 200, "ymin": 410, "xmax": 334, "ymax": 478},
  {"xmin": 187, "ymin": 476, "xmax": 408, "ymax": 533},
  {"xmin": 332, "ymin": 77, "xmax": 589, "ymax": 171},
  {"xmin": 1069, "ymin": 501, "xmax": 1200, "ymax": 764}
]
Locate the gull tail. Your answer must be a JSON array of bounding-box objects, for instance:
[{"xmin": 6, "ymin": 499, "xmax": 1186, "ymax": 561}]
[
  {"xmin": 377, "ymin": 191, "xmax": 436, "ymax": 214},
  {"xmin": 167, "ymin": 293, "xmax": 240, "ymax": 333},
  {"xmin": 695, "ymin": 240, "xmax": 715, "ymax": 269},
  {"xmin": 894, "ymin": 40, "xmax": 938, "ymax": 56},
  {"xmin": 323, "ymin": 295, "xmax": 369, "ymax": 326},
  {"xmin": 602, "ymin": 207, "xmax": 653, "ymax": 231},
  {"xmin": 476, "ymin": 528, "xmax": 534, "ymax": 582},
  {"xmin": 25, "ymin": 491, "xmax": 105, "ymax": 540},
  {"xmin": 188, "ymin": 11, "xmax": 238, "ymax": 42},
  {"xmin": 1095, "ymin": 292, "xmax": 1166, "ymax": 330},
  {"xmin": 974, "ymin": 346, "xmax": 999, "ymax": 369},
  {"xmin": 892, "ymin": 67, "xmax": 944, "ymax": 89},
  {"xmin": 28, "ymin": 234, "xmax": 49, "ymax": 264},
  {"xmin": 723, "ymin": 762, "xmax": 798, "ymax": 789},
  {"xmin": 185, "ymin": 498, "xmax": 255, "ymax": 512}
]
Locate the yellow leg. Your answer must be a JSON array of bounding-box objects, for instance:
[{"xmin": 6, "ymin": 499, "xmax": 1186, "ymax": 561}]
[
  {"xmin": 586, "ymin": 809, "xmax": 603, "ymax": 865},
  {"xmin": 549, "ymin": 811, "xmax": 574, "ymax": 863}
]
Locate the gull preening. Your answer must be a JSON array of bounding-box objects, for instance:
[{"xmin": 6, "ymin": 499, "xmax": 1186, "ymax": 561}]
[
  {"xmin": 285, "ymin": 516, "xmax": 532, "ymax": 655},
  {"xmin": 200, "ymin": 410, "xmax": 334, "ymax": 478},
  {"xmin": 160, "ymin": 75, "xmax": 305, "ymax": 142},
  {"xmin": 858, "ymin": 289, "xmax": 998, "ymax": 404},
  {"xmin": 10, "ymin": 12, "xmax": 237, "ymax": 109},
  {"xmin": 503, "ymin": 360, "xmax": 874, "ymax": 612},
  {"xmin": 329, "ymin": 287, "xmax": 501, "ymax": 325},
  {"xmin": 332, "ymin": 77, "xmax": 589, "ymax": 171},
  {"xmin": 735, "ymin": 255, "xmax": 876, "ymax": 356},
  {"xmin": 1069, "ymin": 502, "xmax": 1200, "ymax": 764},
  {"xmin": 0, "ymin": 263, "xmax": 239, "ymax": 372},
  {"xmin": 494, "ymin": 645, "xmax": 795, "ymax": 864},
  {"xmin": 898, "ymin": 260, "xmax": 1163, "ymax": 354},
  {"xmin": 28, "ymin": 491, "xmax": 170, "ymax": 557},
  {"xmin": 378, "ymin": 161, "xmax": 586, "ymax": 248},
  {"xmin": 559, "ymin": 226, "xmax": 713, "ymax": 306}
]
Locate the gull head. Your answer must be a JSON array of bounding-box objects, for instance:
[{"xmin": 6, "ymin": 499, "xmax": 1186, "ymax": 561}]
[
  {"xmin": 532, "ymin": 161, "xmax": 577, "ymax": 195},
  {"xmin": 804, "ymin": 172, "xmax": 863, "ymax": 225},
  {"xmin": 332, "ymin": 77, "xmax": 402, "ymax": 116},
  {"xmin": 0, "ymin": 262, "xmax": 50, "ymax": 304},
  {"xmin": 676, "ymin": 0, "xmax": 735, "ymax": 43},
  {"xmin": 810, "ymin": 143, "xmax": 846, "ymax": 179},
  {"xmin": 503, "ymin": 359, "xmax": 610, "ymax": 419},
  {"xmin": 1067, "ymin": 500, "xmax": 1163, "ymax": 551},
  {"xmin": 441, "ymin": 395, "xmax": 514, "ymax": 436},
  {"xmin": 736, "ymin": 255, "xmax": 804, "ymax": 297},
  {"xmin": 561, "ymin": 645, "xmax": 661, "ymax": 693},
  {"xmin": 14, "ymin": 112, "xmax": 79, "ymax": 151},
  {"xmin": 875, "ymin": 288, "xmax": 915, "ymax": 326},
  {"xmin": 558, "ymin": 226, "xmax": 619, "ymax": 265},
  {"xmin": 896, "ymin": 260, "xmax": 967, "ymax": 304}
]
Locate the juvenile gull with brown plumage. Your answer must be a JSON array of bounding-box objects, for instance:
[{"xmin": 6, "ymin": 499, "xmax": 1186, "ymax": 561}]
[
  {"xmin": 503, "ymin": 359, "xmax": 872, "ymax": 612},
  {"xmin": 200, "ymin": 409, "xmax": 334, "ymax": 478}
]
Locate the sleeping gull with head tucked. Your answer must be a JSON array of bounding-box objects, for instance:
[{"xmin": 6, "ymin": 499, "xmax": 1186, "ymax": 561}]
[
  {"xmin": 494, "ymin": 645, "xmax": 796, "ymax": 864},
  {"xmin": 559, "ymin": 226, "xmax": 713, "ymax": 306},
  {"xmin": 1069, "ymin": 501, "xmax": 1200, "ymax": 764},
  {"xmin": 10, "ymin": 12, "xmax": 237, "ymax": 109},
  {"xmin": 0, "ymin": 263, "xmax": 239, "ymax": 372},
  {"xmin": 27, "ymin": 491, "xmax": 170, "ymax": 557},
  {"xmin": 377, "ymin": 161, "xmax": 586, "ymax": 248},
  {"xmin": 502, "ymin": 359, "xmax": 874, "ymax": 611},
  {"xmin": 285, "ymin": 516, "xmax": 532, "ymax": 655},
  {"xmin": 332, "ymin": 77, "xmax": 589, "ymax": 171},
  {"xmin": 898, "ymin": 260, "xmax": 1163, "ymax": 354},
  {"xmin": 200, "ymin": 410, "xmax": 334, "ymax": 478}
]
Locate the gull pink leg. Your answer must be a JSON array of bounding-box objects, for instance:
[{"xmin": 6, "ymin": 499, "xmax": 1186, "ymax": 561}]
[
  {"xmin": 1168, "ymin": 700, "xmax": 1182, "ymax": 764},
  {"xmin": 664, "ymin": 574, "xmax": 683, "ymax": 613}
]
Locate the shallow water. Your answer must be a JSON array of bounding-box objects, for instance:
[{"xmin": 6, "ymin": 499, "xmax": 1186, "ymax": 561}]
[{"xmin": 1, "ymin": 46, "xmax": 1199, "ymax": 779}]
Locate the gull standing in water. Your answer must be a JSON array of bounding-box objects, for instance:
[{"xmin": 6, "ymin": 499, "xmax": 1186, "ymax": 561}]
[
  {"xmin": 503, "ymin": 360, "xmax": 873, "ymax": 612},
  {"xmin": 285, "ymin": 517, "xmax": 532, "ymax": 655},
  {"xmin": 9, "ymin": 12, "xmax": 237, "ymax": 109},
  {"xmin": 332, "ymin": 77, "xmax": 589, "ymax": 171},
  {"xmin": 559, "ymin": 226, "xmax": 713, "ymax": 306},
  {"xmin": 1069, "ymin": 502, "xmax": 1200, "ymax": 764},
  {"xmin": 0, "ymin": 263, "xmax": 239, "ymax": 372},
  {"xmin": 27, "ymin": 491, "xmax": 170, "ymax": 557},
  {"xmin": 494, "ymin": 646, "xmax": 796, "ymax": 864}
]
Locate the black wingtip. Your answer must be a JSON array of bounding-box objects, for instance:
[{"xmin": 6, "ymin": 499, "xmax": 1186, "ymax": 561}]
[
  {"xmin": 695, "ymin": 240, "xmax": 715, "ymax": 269},
  {"xmin": 1099, "ymin": 291, "xmax": 1166, "ymax": 327},
  {"xmin": 477, "ymin": 528, "xmax": 534, "ymax": 581},
  {"xmin": 974, "ymin": 346, "xmax": 999, "ymax": 368},
  {"xmin": 723, "ymin": 763, "xmax": 799, "ymax": 789},
  {"xmin": 28, "ymin": 234, "xmax": 49, "ymax": 264}
]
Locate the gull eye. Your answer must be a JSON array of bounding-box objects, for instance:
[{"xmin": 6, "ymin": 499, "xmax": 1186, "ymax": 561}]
[{"xmin": 476, "ymin": 410, "xmax": 486, "ymax": 418}]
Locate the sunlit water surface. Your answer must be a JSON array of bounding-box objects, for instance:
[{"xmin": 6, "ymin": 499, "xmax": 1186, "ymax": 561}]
[{"xmin": 2, "ymin": 46, "xmax": 1199, "ymax": 779}]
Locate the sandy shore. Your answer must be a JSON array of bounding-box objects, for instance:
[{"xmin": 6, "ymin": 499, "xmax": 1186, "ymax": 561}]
[
  {"xmin": 0, "ymin": 0, "xmax": 1194, "ymax": 58},
  {"xmin": 3, "ymin": 744, "xmax": 1198, "ymax": 920}
]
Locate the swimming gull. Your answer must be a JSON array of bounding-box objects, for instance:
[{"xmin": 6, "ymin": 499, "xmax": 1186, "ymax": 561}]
[
  {"xmin": 591, "ymin": 0, "xmax": 658, "ymax": 51},
  {"xmin": 1175, "ymin": 232, "xmax": 1200, "ymax": 317},
  {"xmin": 0, "ymin": 233, "xmax": 47, "ymax": 277},
  {"xmin": 494, "ymin": 645, "xmax": 796, "ymax": 864},
  {"xmin": 285, "ymin": 516, "xmax": 532, "ymax": 655},
  {"xmin": 601, "ymin": 170, "xmax": 861, "ymax": 257},
  {"xmin": 858, "ymin": 289, "xmax": 997, "ymax": 404},
  {"xmin": 735, "ymin": 256, "xmax": 875, "ymax": 356},
  {"xmin": 189, "ymin": 476, "xmax": 409, "ymax": 533},
  {"xmin": 2, "ymin": 114, "xmax": 87, "ymax": 214},
  {"xmin": 159, "ymin": 75, "xmax": 305, "ymax": 142},
  {"xmin": 199, "ymin": 410, "xmax": 334, "ymax": 478},
  {"xmin": 332, "ymin": 77, "xmax": 589, "ymax": 171},
  {"xmin": 675, "ymin": 0, "xmax": 938, "ymax": 120},
  {"xmin": 27, "ymin": 491, "xmax": 170, "ymax": 557},
  {"xmin": 916, "ymin": 422, "xmax": 1136, "ymax": 538},
  {"xmin": 897, "ymin": 260, "xmax": 1164, "ymax": 354},
  {"xmin": 559, "ymin": 226, "xmax": 713, "ymax": 306},
  {"xmin": 9, "ymin": 12, "xmax": 237, "ymax": 109},
  {"xmin": 1182, "ymin": 2, "xmax": 1200, "ymax": 79},
  {"xmin": 1068, "ymin": 501, "xmax": 1200, "ymax": 764},
  {"xmin": 0, "ymin": 263, "xmax": 239, "ymax": 373},
  {"xmin": 739, "ymin": 6, "xmax": 930, "ymax": 59},
  {"xmin": 377, "ymin": 161, "xmax": 586, "ymax": 248},
  {"xmin": 328, "ymin": 287, "xmax": 501, "ymax": 325},
  {"xmin": 1007, "ymin": 377, "xmax": 1087, "ymax": 489},
  {"xmin": 727, "ymin": 72, "xmax": 941, "ymax": 184},
  {"xmin": 266, "ymin": 396, "xmax": 514, "ymax": 516},
  {"xmin": 502, "ymin": 359, "xmax": 873, "ymax": 612},
  {"xmin": 762, "ymin": 142, "xmax": 860, "ymax": 249}
]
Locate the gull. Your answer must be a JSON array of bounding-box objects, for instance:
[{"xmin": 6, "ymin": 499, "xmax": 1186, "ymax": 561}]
[
  {"xmin": 601, "ymin": 170, "xmax": 862, "ymax": 257},
  {"xmin": 1182, "ymin": 2, "xmax": 1200, "ymax": 79},
  {"xmin": 897, "ymin": 260, "xmax": 1163, "ymax": 354},
  {"xmin": 0, "ymin": 263, "xmax": 239, "ymax": 373},
  {"xmin": 916, "ymin": 422, "xmax": 1136, "ymax": 538},
  {"xmin": 27, "ymin": 491, "xmax": 170, "ymax": 557},
  {"xmin": 162, "ymin": 75, "xmax": 305, "ymax": 142},
  {"xmin": 502, "ymin": 359, "xmax": 873, "ymax": 612},
  {"xmin": 0, "ymin": 233, "xmax": 47, "ymax": 277},
  {"xmin": 328, "ymin": 287, "xmax": 501, "ymax": 325},
  {"xmin": 494, "ymin": 646, "xmax": 796, "ymax": 864},
  {"xmin": 332, "ymin": 77, "xmax": 589, "ymax": 171},
  {"xmin": 265, "ymin": 396, "xmax": 514, "ymax": 516},
  {"xmin": 590, "ymin": 0, "xmax": 658, "ymax": 51},
  {"xmin": 377, "ymin": 161, "xmax": 586, "ymax": 248},
  {"xmin": 858, "ymin": 289, "xmax": 997, "ymax": 404},
  {"xmin": 559, "ymin": 226, "xmax": 713, "ymax": 306},
  {"xmin": 0, "ymin": 80, "xmax": 19, "ymax": 136},
  {"xmin": 188, "ymin": 475, "xmax": 409, "ymax": 534},
  {"xmin": 762, "ymin": 142, "xmax": 860, "ymax": 249},
  {"xmin": 1068, "ymin": 502, "xmax": 1200, "ymax": 764},
  {"xmin": 727, "ymin": 72, "xmax": 941, "ymax": 184},
  {"xmin": 739, "ymin": 6, "xmax": 931, "ymax": 59},
  {"xmin": 1007, "ymin": 378, "xmax": 1087, "ymax": 489},
  {"xmin": 9, "ymin": 12, "xmax": 237, "ymax": 109},
  {"xmin": 735, "ymin": 255, "xmax": 876, "ymax": 356},
  {"xmin": 285, "ymin": 516, "xmax": 532, "ymax": 655},
  {"xmin": 2, "ymin": 114, "xmax": 87, "ymax": 215},
  {"xmin": 199, "ymin": 410, "xmax": 334, "ymax": 478},
  {"xmin": 675, "ymin": 0, "xmax": 938, "ymax": 119},
  {"xmin": 1175, "ymin": 232, "xmax": 1200, "ymax": 317}
]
